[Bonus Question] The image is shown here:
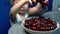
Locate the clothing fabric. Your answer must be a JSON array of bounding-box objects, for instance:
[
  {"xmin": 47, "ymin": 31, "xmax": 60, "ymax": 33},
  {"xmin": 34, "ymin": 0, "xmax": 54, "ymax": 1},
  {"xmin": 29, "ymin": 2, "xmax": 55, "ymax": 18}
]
[{"xmin": 10, "ymin": 12, "xmax": 28, "ymax": 26}]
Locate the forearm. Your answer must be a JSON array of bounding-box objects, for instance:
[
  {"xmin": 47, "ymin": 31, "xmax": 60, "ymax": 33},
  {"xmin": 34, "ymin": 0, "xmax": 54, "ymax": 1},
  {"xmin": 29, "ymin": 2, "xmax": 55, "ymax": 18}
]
[
  {"xmin": 9, "ymin": 0, "xmax": 28, "ymax": 22},
  {"xmin": 10, "ymin": 0, "xmax": 28, "ymax": 15},
  {"xmin": 35, "ymin": 2, "xmax": 42, "ymax": 11},
  {"xmin": 28, "ymin": 2, "xmax": 42, "ymax": 15}
]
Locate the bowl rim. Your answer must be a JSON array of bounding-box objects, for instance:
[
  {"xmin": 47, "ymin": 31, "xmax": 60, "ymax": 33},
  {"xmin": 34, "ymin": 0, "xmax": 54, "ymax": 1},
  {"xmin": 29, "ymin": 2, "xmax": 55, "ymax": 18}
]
[{"xmin": 21, "ymin": 17, "xmax": 59, "ymax": 33}]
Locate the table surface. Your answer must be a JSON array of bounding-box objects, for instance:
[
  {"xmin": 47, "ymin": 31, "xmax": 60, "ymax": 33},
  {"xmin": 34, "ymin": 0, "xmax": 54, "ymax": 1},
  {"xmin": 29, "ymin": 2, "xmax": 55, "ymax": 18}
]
[{"xmin": 8, "ymin": 11, "xmax": 60, "ymax": 34}]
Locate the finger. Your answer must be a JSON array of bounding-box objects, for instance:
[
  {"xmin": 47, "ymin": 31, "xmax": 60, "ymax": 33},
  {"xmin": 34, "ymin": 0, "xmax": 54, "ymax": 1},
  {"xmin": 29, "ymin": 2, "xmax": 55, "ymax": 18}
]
[
  {"xmin": 33, "ymin": 0, "xmax": 36, "ymax": 3},
  {"xmin": 29, "ymin": 0, "xmax": 33, "ymax": 5},
  {"xmin": 44, "ymin": 0, "xmax": 48, "ymax": 3}
]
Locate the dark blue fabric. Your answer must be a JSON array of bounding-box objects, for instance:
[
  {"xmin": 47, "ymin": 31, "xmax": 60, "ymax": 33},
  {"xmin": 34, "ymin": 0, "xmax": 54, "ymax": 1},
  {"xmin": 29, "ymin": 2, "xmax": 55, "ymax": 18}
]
[
  {"xmin": 28, "ymin": 2, "xmax": 37, "ymax": 8},
  {"xmin": 0, "ymin": 0, "xmax": 11, "ymax": 34},
  {"xmin": 48, "ymin": 0, "xmax": 53, "ymax": 11}
]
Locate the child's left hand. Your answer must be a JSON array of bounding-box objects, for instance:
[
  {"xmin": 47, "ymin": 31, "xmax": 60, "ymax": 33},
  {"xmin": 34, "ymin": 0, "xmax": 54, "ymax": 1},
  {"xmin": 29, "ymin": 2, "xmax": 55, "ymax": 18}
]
[
  {"xmin": 29, "ymin": 0, "xmax": 36, "ymax": 5},
  {"xmin": 43, "ymin": 0, "xmax": 48, "ymax": 6}
]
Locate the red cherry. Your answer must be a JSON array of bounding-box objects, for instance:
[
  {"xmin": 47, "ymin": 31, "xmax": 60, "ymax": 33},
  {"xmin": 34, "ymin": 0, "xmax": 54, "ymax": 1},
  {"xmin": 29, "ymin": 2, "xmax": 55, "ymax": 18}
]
[
  {"xmin": 24, "ymin": 23, "xmax": 30, "ymax": 28},
  {"xmin": 37, "ymin": 25, "xmax": 41, "ymax": 31},
  {"xmin": 45, "ymin": 24, "xmax": 47, "ymax": 26},
  {"xmin": 37, "ymin": 24, "xmax": 41, "ymax": 28},
  {"xmin": 32, "ymin": 27, "xmax": 37, "ymax": 31},
  {"xmin": 50, "ymin": 26, "xmax": 56, "ymax": 30},
  {"xmin": 40, "ymin": 27, "xmax": 46, "ymax": 31},
  {"xmin": 47, "ymin": 24, "xmax": 52, "ymax": 27},
  {"xmin": 43, "ymin": 20, "xmax": 47, "ymax": 24},
  {"xmin": 32, "ymin": 23, "xmax": 37, "ymax": 27},
  {"xmin": 39, "ymin": 15, "xmax": 45, "ymax": 20},
  {"xmin": 44, "ymin": 1, "xmax": 48, "ymax": 6},
  {"xmin": 40, "ymin": 22, "xmax": 45, "ymax": 26},
  {"xmin": 52, "ymin": 21, "xmax": 57, "ymax": 25},
  {"xmin": 46, "ymin": 27, "xmax": 50, "ymax": 31}
]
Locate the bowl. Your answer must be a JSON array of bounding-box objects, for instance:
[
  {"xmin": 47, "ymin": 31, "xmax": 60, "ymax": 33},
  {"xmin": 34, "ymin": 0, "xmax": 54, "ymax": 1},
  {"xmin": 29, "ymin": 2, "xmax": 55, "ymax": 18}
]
[{"xmin": 21, "ymin": 17, "xmax": 59, "ymax": 34}]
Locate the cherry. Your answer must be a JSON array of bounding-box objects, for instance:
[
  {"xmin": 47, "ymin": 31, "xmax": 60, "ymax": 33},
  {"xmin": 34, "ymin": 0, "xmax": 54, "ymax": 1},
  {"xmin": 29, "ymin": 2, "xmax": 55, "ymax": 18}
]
[
  {"xmin": 37, "ymin": 24, "xmax": 41, "ymax": 28},
  {"xmin": 32, "ymin": 27, "xmax": 37, "ymax": 31},
  {"xmin": 40, "ymin": 22, "xmax": 45, "ymax": 26},
  {"xmin": 50, "ymin": 26, "xmax": 56, "ymax": 30},
  {"xmin": 36, "ymin": 25, "xmax": 41, "ymax": 31},
  {"xmin": 47, "ymin": 24, "xmax": 52, "ymax": 27},
  {"xmin": 43, "ymin": 0, "xmax": 48, "ymax": 6},
  {"xmin": 32, "ymin": 23, "xmax": 37, "ymax": 27},
  {"xmin": 43, "ymin": 20, "xmax": 47, "ymax": 24},
  {"xmin": 45, "ymin": 27, "xmax": 50, "ymax": 31},
  {"xmin": 32, "ymin": 18, "xmax": 40, "ymax": 24},
  {"xmin": 29, "ymin": 25, "xmax": 37, "ymax": 31},
  {"xmin": 52, "ymin": 21, "xmax": 57, "ymax": 25},
  {"xmin": 39, "ymin": 15, "xmax": 45, "ymax": 20},
  {"xmin": 40, "ymin": 27, "xmax": 46, "ymax": 31},
  {"xmin": 44, "ymin": 24, "xmax": 48, "ymax": 27}
]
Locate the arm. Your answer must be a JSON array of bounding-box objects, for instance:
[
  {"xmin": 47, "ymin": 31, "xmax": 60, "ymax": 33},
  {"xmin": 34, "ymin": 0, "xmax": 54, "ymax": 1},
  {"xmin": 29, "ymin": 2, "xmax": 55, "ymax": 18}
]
[
  {"xmin": 28, "ymin": 2, "xmax": 42, "ymax": 15},
  {"xmin": 9, "ymin": 0, "xmax": 28, "ymax": 22}
]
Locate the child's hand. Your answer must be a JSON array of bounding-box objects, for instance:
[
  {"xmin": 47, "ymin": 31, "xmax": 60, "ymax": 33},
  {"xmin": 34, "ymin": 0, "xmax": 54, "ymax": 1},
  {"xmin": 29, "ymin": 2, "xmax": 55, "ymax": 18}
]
[
  {"xmin": 36, "ymin": 0, "xmax": 48, "ymax": 6},
  {"xmin": 42, "ymin": 0, "xmax": 48, "ymax": 6},
  {"xmin": 20, "ymin": 0, "xmax": 29, "ymax": 3},
  {"xmin": 29, "ymin": 0, "xmax": 36, "ymax": 5},
  {"xmin": 44, "ymin": 0, "xmax": 48, "ymax": 4}
]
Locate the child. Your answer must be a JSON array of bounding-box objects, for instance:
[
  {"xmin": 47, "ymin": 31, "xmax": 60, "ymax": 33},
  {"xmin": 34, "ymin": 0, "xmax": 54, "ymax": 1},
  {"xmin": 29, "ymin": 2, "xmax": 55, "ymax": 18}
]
[{"xmin": 10, "ymin": 0, "xmax": 48, "ymax": 25}]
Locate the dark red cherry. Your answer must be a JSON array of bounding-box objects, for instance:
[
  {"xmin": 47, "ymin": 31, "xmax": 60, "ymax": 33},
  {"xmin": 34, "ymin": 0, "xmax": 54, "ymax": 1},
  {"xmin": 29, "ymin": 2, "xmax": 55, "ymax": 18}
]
[
  {"xmin": 52, "ymin": 21, "xmax": 57, "ymax": 25},
  {"xmin": 45, "ymin": 27, "xmax": 50, "ymax": 31}
]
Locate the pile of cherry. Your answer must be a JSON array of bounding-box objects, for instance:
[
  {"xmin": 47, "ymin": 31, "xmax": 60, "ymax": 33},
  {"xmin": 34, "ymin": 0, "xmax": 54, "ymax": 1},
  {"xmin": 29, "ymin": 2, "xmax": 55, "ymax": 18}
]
[{"xmin": 24, "ymin": 15, "xmax": 57, "ymax": 31}]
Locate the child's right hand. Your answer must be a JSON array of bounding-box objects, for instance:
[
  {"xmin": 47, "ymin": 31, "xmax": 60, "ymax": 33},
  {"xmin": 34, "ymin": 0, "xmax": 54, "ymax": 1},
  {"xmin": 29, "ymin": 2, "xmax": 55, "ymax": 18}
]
[
  {"xmin": 20, "ymin": 0, "xmax": 29, "ymax": 3},
  {"xmin": 21, "ymin": 0, "xmax": 36, "ymax": 5}
]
